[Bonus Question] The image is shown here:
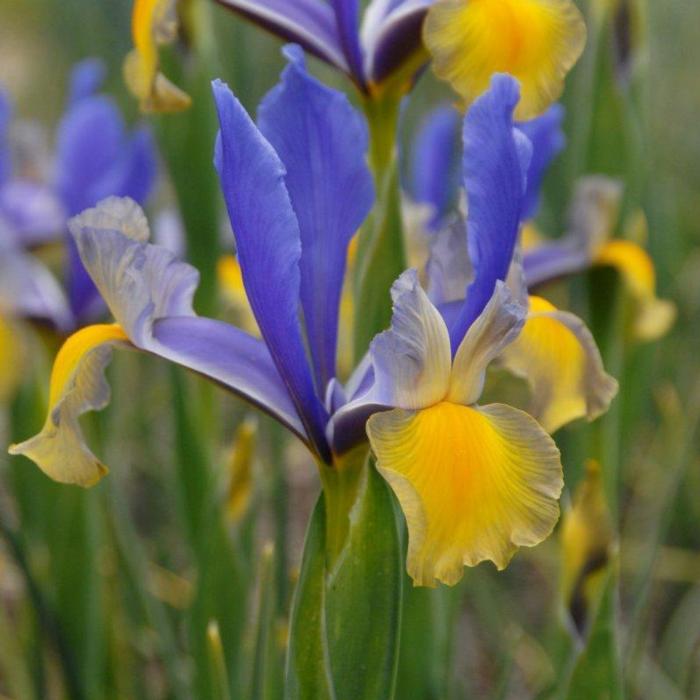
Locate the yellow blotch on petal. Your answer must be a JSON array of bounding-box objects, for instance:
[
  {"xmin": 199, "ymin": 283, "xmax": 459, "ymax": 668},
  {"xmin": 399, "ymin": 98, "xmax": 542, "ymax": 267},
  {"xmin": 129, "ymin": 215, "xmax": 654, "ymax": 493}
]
[
  {"xmin": 124, "ymin": 0, "xmax": 191, "ymax": 113},
  {"xmin": 561, "ymin": 460, "xmax": 614, "ymax": 635},
  {"xmin": 500, "ymin": 296, "xmax": 618, "ymax": 433},
  {"xmin": 217, "ymin": 254, "xmax": 259, "ymax": 337},
  {"xmin": 8, "ymin": 324, "xmax": 130, "ymax": 487},
  {"xmin": 367, "ymin": 401, "xmax": 562, "ymax": 586},
  {"xmin": 0, "ymin": 313, "xmax": 23, "ymax": 402},
  {"xmin": 424, "ymin": 0, "xmax": 587, "ymax": 119},
  {"xmin": 595, "ymin": 239, "xmax": 676, "ymax": 341}
]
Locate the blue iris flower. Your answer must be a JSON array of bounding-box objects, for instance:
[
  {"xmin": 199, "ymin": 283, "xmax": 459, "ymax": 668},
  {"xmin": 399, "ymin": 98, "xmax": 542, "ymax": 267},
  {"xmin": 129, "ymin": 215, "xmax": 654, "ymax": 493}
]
[{"xmin": 0, "ymin": 58, "xmax": 157, "ymax": 329}]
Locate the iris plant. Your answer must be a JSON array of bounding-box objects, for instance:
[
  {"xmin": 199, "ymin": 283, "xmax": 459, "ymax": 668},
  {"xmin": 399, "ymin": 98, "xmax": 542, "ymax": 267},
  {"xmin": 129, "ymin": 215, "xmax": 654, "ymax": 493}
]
[{"xmin": 12, "ymin": 50, "xmax": 616, "ymax": 589}]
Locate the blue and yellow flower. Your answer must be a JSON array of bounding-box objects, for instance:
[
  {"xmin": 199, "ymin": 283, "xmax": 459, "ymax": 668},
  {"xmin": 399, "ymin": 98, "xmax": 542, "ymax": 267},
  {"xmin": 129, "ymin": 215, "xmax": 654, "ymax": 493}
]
[{"xmin": 10, "ymin": 52, "xmax": 615, "ymax": 586}]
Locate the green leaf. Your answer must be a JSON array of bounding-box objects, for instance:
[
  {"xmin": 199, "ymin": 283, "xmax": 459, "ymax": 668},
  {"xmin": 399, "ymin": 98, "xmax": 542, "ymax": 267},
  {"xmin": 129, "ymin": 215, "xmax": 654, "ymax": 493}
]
[
  {"xmin": 564, "ymin": 571, "xmax": 624, "ymax": 700},
  {"xmin": 325, "ymin": 462, "xmax": 403, "ymax": 700},
  {"xmin": 285, "ymin": 498, "xmax": 335, "ymax": 700}
]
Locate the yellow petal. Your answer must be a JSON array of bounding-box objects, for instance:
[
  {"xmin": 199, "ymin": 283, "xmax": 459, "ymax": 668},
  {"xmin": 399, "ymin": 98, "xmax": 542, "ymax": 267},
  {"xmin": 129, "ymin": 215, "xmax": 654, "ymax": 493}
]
[
  {"xmin": 561, "ymin": 460, "xmax": 613, "ymax": 634},
  {"xmin": 424, "ymin": 0, "xmax": 587, "ymax": 119},
  {"xmin": 500, "ymin": 295, "xmax": 618, "ymax": 433},
  {"xmin": 8, "ymin": 324, "xmax": 130, "ymax": 487},
  {"xmin": 217, "ymin": 254, "xmax": 260, "ymax": 337},
  {"xmin": 367, "ymin": 401, "xmax": 562, "ymax": 586},
  {"xmin": 123, "ymin": 0, "xmax": 191, "ymax": 113},
  {"xmin": 0, "ymin": 313, "xmax": 23, "ymax": 402},
  {"xmin": 595, "ymin": 239, "xmax": 676, "ymax": 341}
]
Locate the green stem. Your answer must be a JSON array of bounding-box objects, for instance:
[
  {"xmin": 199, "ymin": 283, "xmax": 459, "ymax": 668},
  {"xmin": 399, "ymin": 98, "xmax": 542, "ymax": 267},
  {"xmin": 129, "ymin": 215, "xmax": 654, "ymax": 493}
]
[{"xmin": 353, "ymin": 93, "xmax": 406, "ymax": 361}]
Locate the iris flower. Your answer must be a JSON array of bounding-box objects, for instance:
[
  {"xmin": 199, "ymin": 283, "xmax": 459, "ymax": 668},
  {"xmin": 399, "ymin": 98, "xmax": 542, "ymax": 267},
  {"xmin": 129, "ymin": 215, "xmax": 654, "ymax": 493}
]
[
  {"xmin": 0, "ymin": 59, "xmax": 157, "ymax": 331},
  {"xmin": 11, "ymin": 50, "xmax": 614, "ymax": 587},
  {"xmin": 213, "ymin": 0, "xmax": 585, "ymax": 105}
]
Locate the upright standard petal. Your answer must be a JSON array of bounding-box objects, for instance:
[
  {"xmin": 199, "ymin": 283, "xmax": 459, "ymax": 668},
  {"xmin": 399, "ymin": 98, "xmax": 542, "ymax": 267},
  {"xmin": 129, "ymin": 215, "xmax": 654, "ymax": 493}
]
[
  {"xmin": 449, "ymin": 74, "xmax": 531, "ymax": 350},
  {"xmin": 0, "ymin": 90, "xmax": 11, "ymax": 185},
  {"xmin": 499, "ymin": 295, "xmax": 618, "ymax": 433},
  {"xmin": 214, "ymin": 0, "xmax": 348, "ymax": 74},
  {"xmin": 213, "ymin": 81, "xmax": 329, "ymax": 457},
  {"xmin": 70, "ymin": 197, "xmax": 306, "ymax": 440},
  {"xmin": 424, "ymin": 0, "xmax": 587, "ymax": 119},
  {"xmin": 517, "ymin": 104, "xmax": 565, "ymax": 221},
  {"xmin": 67, "ymin": 58, "xmax": 106, "ymax": 105},
  {"xmin": 124, "ymin": 0, "xmax": 191, "ymax": 112},
  {"xmin": 9, "ymin": 324, "xmax": 129, "ymax": 487},
  {"xmin": 367, "ymin": 401, "xmax": 562, "ymax": 586},
  {"xmin": 257, "ymin": 46, "xmax": 374, "ymax": 391},
  {"xmin": 409, "ymin": 105, "xmax": 460, "ymax": 230}
]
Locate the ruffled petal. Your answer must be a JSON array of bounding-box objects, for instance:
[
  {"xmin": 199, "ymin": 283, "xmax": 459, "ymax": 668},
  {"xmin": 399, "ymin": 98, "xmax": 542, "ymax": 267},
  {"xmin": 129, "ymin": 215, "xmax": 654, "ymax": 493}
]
[
  {"xmin": 367, "ymin": 400, "xmax": 562, "ymax": 586},
  {"xmin": 448, "ymin": 281, "xmax": 525, "ymax": 405},
  {"xmin": 424, "ymin": 0, "xmax": 587, "ymax": 120},
  {"xmin": 595, "ymin": 239, "xmax": 676, "ymax": 342},
  {"xmin": 499, "ymin": 295, "xmax": 618, "ymax": 433},
  {"xmin": 8, "ymin": 324, "xmax": 129, "ymax": 487},
  {"xmin": 123, "ymin": 0, "xmax": 191, "ymax": 113},
  {"xmin": 257, "ymin": 46, "xmax": 373, "ymax": 390}
]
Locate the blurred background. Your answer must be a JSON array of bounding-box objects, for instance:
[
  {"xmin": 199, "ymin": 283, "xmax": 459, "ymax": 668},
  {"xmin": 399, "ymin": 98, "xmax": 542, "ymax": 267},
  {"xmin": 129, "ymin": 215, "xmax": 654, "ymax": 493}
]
[{"xmin": 0, "ymin": 0, "xmax": 698, "ymax": 698}]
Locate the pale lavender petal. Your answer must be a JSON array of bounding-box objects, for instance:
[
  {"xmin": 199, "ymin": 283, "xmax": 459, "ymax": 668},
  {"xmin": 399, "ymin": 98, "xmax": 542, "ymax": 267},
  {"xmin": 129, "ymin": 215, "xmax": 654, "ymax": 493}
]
[
  {"xmin": 257, "ymin": 46, "xmax": 373, "ymax": 390},
  {"xmin": 0, "ymin": 180, "xmax": 66, "ymax": 246},
  {"xmin": 213, "ymin": 79, "xmax": 329, "ymax": 459},
  {"xmin": 0, "ymin": 90, "xmax": 10, "ymax": 185},
  {"xmin": 214, "ymin": 0, "xmax": 348, "ymax": 73}
]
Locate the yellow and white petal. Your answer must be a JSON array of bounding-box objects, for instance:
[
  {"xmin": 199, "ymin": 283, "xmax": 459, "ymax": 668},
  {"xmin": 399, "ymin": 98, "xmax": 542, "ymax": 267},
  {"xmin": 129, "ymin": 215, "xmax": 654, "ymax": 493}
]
[
  {"xmin": 0, "ymin": 313, "xmax": 23, "ymax": 403},
  {"xmin": 594, "ymin": 239, "xmax": 676, "ymax": 342},
  {"xmin": 370, "ymin": 270, "xmax": 452, "ymax": 410},
  {"xmin": 448, "ymin": 281, "xmax": 525, "ymax": 405},
  {"xmin": 499, "ymin": 295, "xmax": 618, "ymax": 433},
  {"xmin": 8, "ymin": 324, "xmax": 130, "ymax": 487},
  {"xmin": 423, "ymin": 0, "xmax": 587, "ymax": 120},
  {"xmin": 123, "ymin": 0, "xmax": 191, "ymax": 113},
  {"xmin": 367, "ymin": 400, "xmax": 562, "ymax": 586}
]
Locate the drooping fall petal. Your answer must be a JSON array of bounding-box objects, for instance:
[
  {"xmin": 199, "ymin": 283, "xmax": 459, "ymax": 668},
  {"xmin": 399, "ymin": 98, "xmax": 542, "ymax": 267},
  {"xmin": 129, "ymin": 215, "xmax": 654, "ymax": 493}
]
[
  {"xmin": 424, "ymin": 0, "xmax": 587, "ymax": 120},
  {"xmin": 367, "ymin": 400, "xmax": 562, "ymax": 586},
  {"xmin": 499, "ymin": 295, "xmax": 618, "ymax": 433}
]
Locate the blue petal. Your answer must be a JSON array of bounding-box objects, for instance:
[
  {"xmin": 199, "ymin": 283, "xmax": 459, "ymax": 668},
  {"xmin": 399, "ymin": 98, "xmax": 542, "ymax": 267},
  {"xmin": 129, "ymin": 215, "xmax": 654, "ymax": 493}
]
[
  {"xmin": 329, "ymin": 0, "xmax": 365, "ymax": 84},
  {"xmin": 409, "ymin": 104, "xmax": 460, "ymax": 230},
  {"xmin": 67, "ymin": 58, "xmax": 106, "ymax": 106},
  {"xmin": 55, "ymin": 95, "xmax": 156, "ymax": 321},
  {"xmin": 212, "ymin": 79, "xmax": 330, "ymax": 460},
  {"xmin": 0, "ymin": 90, "xmax": 11, "ymax": 185},
  {"xmin": 517, "ymin": 104, "xmax": 565, "ymax": 221},
  {"xmin": 215, "ymin": 0, "xmax": 348, "ymax": 74},
  {"xmin": 448, "ymin": 74, "xmax": 531, "ymax": 352},
  {"xmin": 257, "ymin": 46, "xmax": 373, "ymax": 391}
]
